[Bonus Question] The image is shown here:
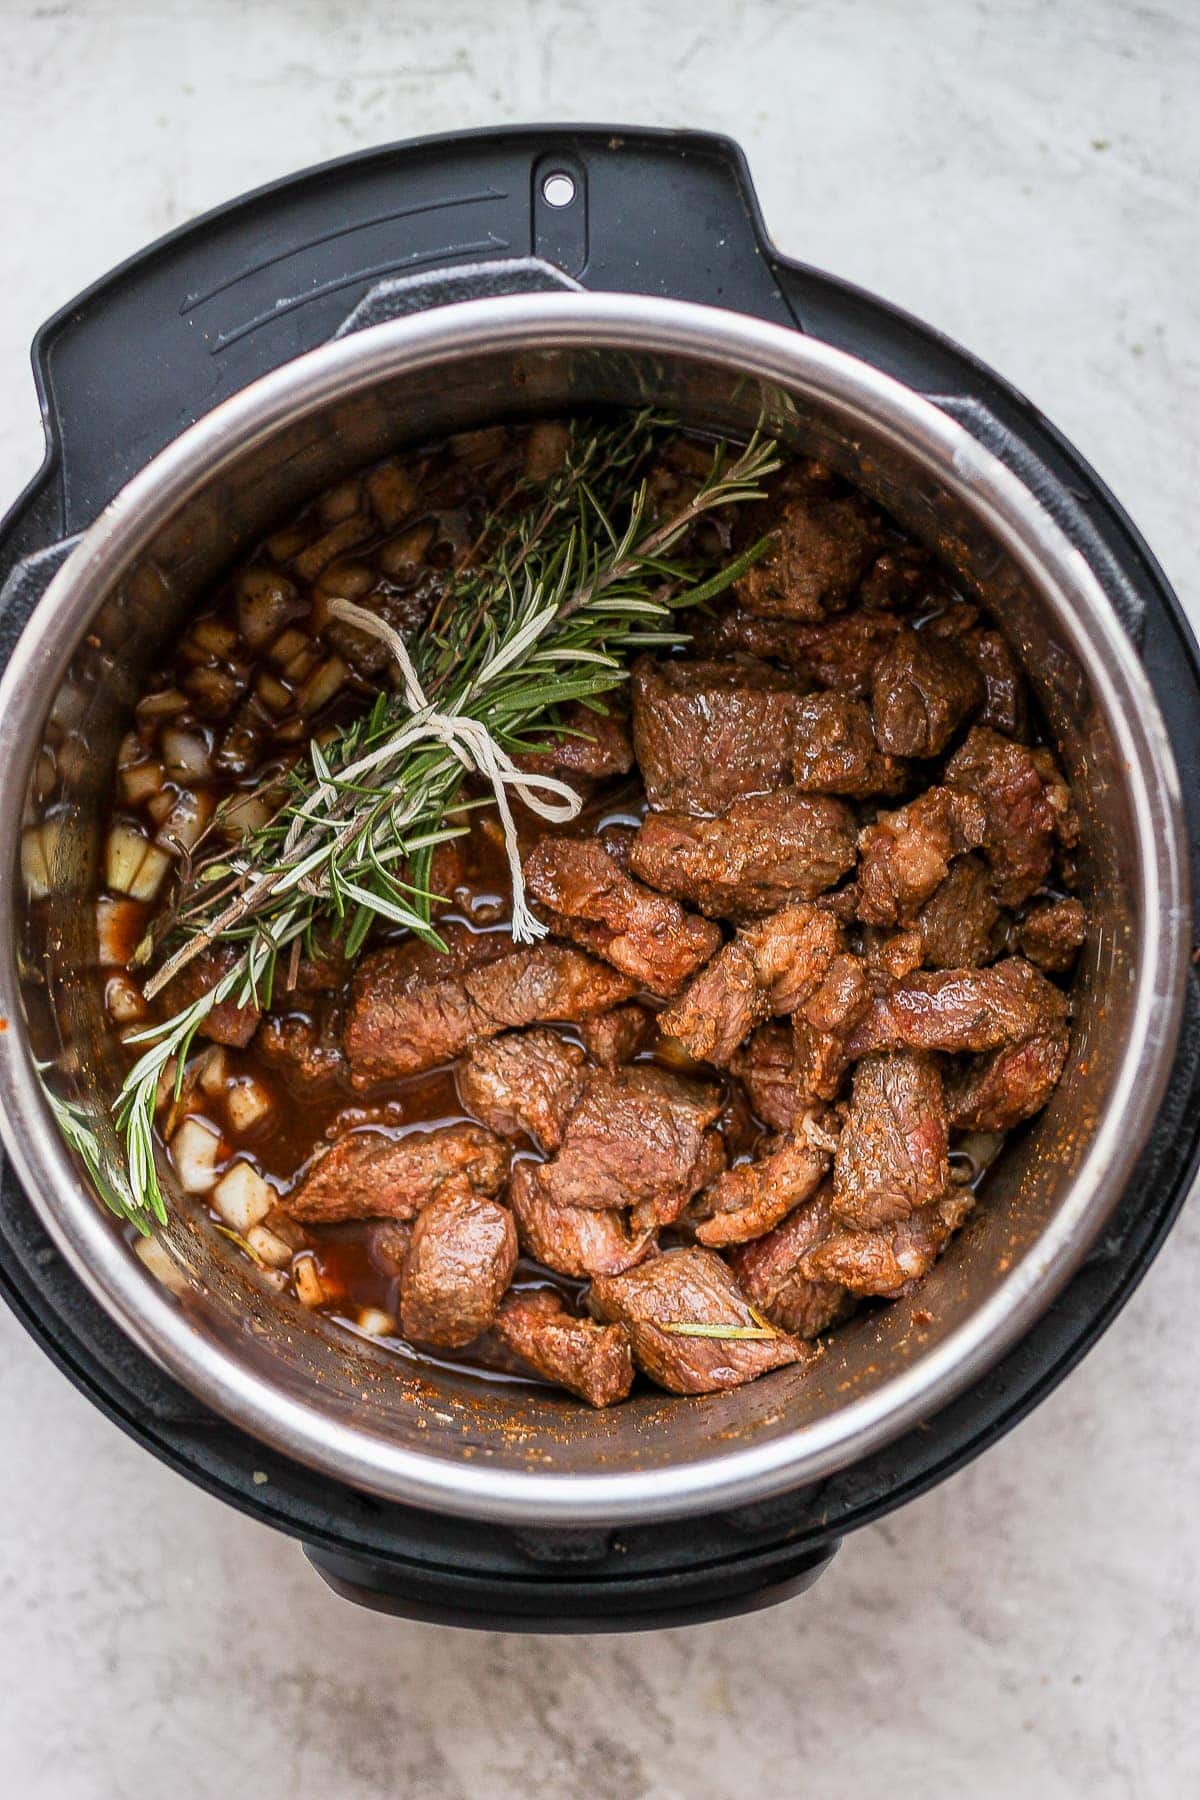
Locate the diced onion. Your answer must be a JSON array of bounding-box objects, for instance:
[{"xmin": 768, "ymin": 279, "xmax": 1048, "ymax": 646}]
[
  {"xmin": 365, "ymin": 459, "xmax": 417, "ymax": 528},
  {"xmin": 245, "ymin": 1224, "xmax": 294, "ymax": 1270},
  {"xmin": 154, "ymin": 787, "xmax": 215, "ymax": 856},
  {"xmin": 104, "ymin": 973, "xmax": 146, "ymax": 1025},
  {"xmin": 105, "ymin": 822, "xmax": 171, "ymax": 899},
  {"xmin": 171, "ymin": 1115, "xmax": 222, "ymax": 1194},
  {"xmin": 184, "ymin": 664, "xmax": 244, "ymax": 716},
  {"xmin": 225, "ymin": 1076, "xmax": 274, "ymax": 1135},
  {"xmin": 356, "ymin": 1307, "xmax": 397, "ymax": 1338},
  {"xmin": 120, "ymin": 759, "xmax": 165, "ymax": 805},
  {"xmin": 318, "ymin": 479, "xmax": 363, "ymax": 525},
  {"xmin": 161, "ymin": 727, "xmax": 213, "ymax": 780},
  {"xmin": 212, "ymin": 1160, "xmax": 273, "ymax": 1232},
  {"xmin": 255, "ymin": 671, "xmax": 292, "ymax": 715},
  {"xmin": 136, "ymin": 687, "xmax": 189, "ymax": 720},
  {"xmin": 378, "ymin": 521, "xmax": 435, "ymax": 578},
  {"xmin": 134, "ymin": 1235, "xmax": 189, "ymax": 1296},
  {"xmin": 293, "ymin": 1254, "xmax": 327, "ymax": 1308},
  {"xmin": 187, "ymin": 616, "xmax": 238, "ymax": 658},
  {"xmin": 96, "ymin": 895, "xmax": 143, "ymax": 966},
  {"xmin": 236, "ymin": 567, "xmax": 299, "ymax": 649},
  {"xmin": 20, "ymin": 825, "xmax": 51, "ymax": 898},
  {"xmin": 219, "ymin": 789, "xmax": 276, "ymax": 838},
  {"xmin": 198, "ymin": 1046, "xmax": 228, "ymax": 1096},
  {"xmin": 296, "ymin": 655, "xmax": 348, "ymax": 717}
]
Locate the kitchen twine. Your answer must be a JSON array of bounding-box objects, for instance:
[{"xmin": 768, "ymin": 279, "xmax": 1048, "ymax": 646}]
[{"xmin": 322, "ymin": 599, "xmax": 582, "ymax": 939}]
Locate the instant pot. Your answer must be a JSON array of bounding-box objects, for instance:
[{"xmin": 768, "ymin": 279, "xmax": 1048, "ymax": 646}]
[{"xmin": 1, "ymin": 127, "xmax": 1197, "ymax": 1630}]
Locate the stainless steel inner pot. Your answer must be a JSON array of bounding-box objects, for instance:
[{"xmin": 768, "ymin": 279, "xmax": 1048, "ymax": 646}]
[{"xmin": 0, "ymin": 293, "xmax": 1189, "ymax": 1524}]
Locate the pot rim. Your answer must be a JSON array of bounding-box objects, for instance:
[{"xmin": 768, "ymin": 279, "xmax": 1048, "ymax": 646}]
[{"xmin": 0, "ymin": 292, "xmax": 1189, "ymax": 1524}]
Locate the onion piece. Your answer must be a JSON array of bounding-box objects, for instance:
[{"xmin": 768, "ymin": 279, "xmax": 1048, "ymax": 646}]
[
  {"xmin": 219, "ymin": 789, "xmax": 276, "ymax": 837},
  {"xmin": 96, "ymin": 895, "xmax": 144, "ymax": 966},
  {"xmin": 245, "ymin": 1224, "xmax": 294, "ymax": 1270},
  {"xmin": 105, "ymin": 822, "xmax": 171, "ymax": 899},
  {"xmin": 120, "ymin": 759, "xmax": 165, "ymax": 805},
  {"xmin": 104, "ymin": 973, "xmax": 146, "ymax": 1025},
  {"xmin": 255, "ymin": 671, "xmax": 292, "ymax": 715},
  {"xmin": 136, "ymin": 687, "xmax": 189, "ymax": 720},
  {"xmin": 296, "ymin": 655, "xmax": 348, "ymax": 717},
  {"xmin": 267, "ymin": 627, "xmax": 312, "ymax": 670},
  {"xmin": 198, "ymin": 1046, "xmax": 229, "ymax": 1096},
  {"xmin": 225, "ymin": 1076, "xmax": 273, "ymax": 1134},
  {"xmin": 134, "ymin": 1235, "xmax": 189, "ymax": 1296},
  {"xmin": 171, "ymin": 1116, "xmax": 222, "ymax": 1194},
  {"xmin": 187, "ymin": 617, "xmax": 238, "ymax": 658},
  {"xmin": 212, "ymin": 1160, "xmax": 273, "ymax": 1232},
  {"xmin": 154, "ymin": 787, "xmax": 215, "ymax": 856},
  {"xmin": 20, "ymin": 825, "xmax": 51, "ymax": 898},
  {"xmin": 293, "ymin": 1254, "xmax": 327, "ymax": 1309},
  {"xmin": 356, "ymin": 1307, "xmax": 397, "ymax": 1338},
  {"xmin": 161, "ymin": 727, "xmax": 213, "ymax": 780}
]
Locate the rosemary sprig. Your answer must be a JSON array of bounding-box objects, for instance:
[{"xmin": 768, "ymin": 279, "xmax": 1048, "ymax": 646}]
[{"xmin": 108, "ymin": 417, "xmax": 780, "ymax": 1228}]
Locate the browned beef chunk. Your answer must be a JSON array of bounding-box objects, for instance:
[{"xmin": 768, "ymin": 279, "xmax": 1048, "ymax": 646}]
[
  {"xmin": 945, "ymin": 727, "xmax": 1077, "ymax": 907},
  {"xmin": 630, "ymin": 790, "xmax": 858, "ymax": 920},
  {"xmin": 1018, "ymin": 896, "xmax": 1087, "ymax": 972},
  {"xmin": 537, "ymin": 1066, "xmax": 724, "ymax": 1224},
  {"xmin": 733, "ymin": 492, "xmax": 880, "ymax": 621},
  {"xmin": 524, "ymin": 837, "xmax": 720, "ymax": 996},
  {"xmin": 801, "ymin": 1189, "xmax": 974, "ymax": 1297},
  {"xmin": 790, "ymin": 693, "xmax": 908, "ymax": 797},
  {"xmin": 398, "ymin": 1191, "xmax": 517, "ymax": 1349},
  {"xmin": 946, "ymin": 1026, "xmax": 1070, "ymax": 1132},
  {"xmin": 165, "ymin": 944, "xmax": 261, "ymax": 1049},
  {"xmin": 732, "ymin": 1024, "xmax": 809, "ymax": 1131},
  {"xmin": 856, "ymin": 787, "xmax": 988, "ymax": 926},
  {"xmin": 859, "ymin": 543, "xmax": 935, "ymax": 612},
  {"xmin": 728, "ymin": 1189, "xmax": 851, "ymax": 1337},
  {"xmin": 364, "ymin": 1220, "xmax": 412, "ymax": 1278},
  {"xmin": 659, "ymin": 903, "xmax": 842, "ymax": 1066},
  {"xmin": 578, "ymin": 1003, "xmax": 654, "ymax": 1068},
  {"xmin": 833, "ymin": 1053, "xmax": 950, "ymax": 1230},
  {"xmin": 791, "ymin": 951, "xmax": 873, "ymax": 1105},
  {"xmin": 845, "ymin": 957, "xmax": 1070, "ymax": 1058},
  {"xmin": 508, "ymin": 1160, "xmax": 655, "ymax": 1278},
  {"xmin": 630, "ymin": 655, "xmax": 808, "ymax": 814},
  {"xmin": 962, "ymin": 628, "xmax": 1030, "ymax": 739},
  {"xmin": 288, "ymin": 925, "xmax": 352, "ymax": 995},
  {"xmin": 493, "ymin": 1289, "xmax": 633, "ymax": 1407},
  {"xmin": 285, "ymin": 1123, "xmax": 508, "ymax": 1224},
  {"xmin": 695, "ymin": 606, "xmax": 905, "ymax": 696},
  {"xmin": 688, "ymin": 1123, "xmax": 833, "ymax": 1247},
  {"xmin": 515, "ymin": 701, "xmax": 634, "ymax": 783},
  {"xmin": 588, "ymin": 1248, "xmax": 808, "ymax": 1394},
  {"xmin": 345, "ymin": 925, "xmax": 637, "ymax": 1083},
  {"xmin": 870, "ymin": 627, "xmax": 984, "ymax": 758},
  {"xmin": 323, "ymin": 583, "xmax": 435, "ymax": 678},
  {"xmin": 911, "ymin": 854, "xmax": 1005, "ymax": 968},
  {"xmin": 456, "ymin": 1029, "xmax": 587, "ymax": 1150},
  {"xmin": 258, "ymin": 1001, "xmax": 347, "ymax": 1089}
]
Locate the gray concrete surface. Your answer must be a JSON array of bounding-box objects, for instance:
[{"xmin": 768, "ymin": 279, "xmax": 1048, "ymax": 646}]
[{"xmin": 1, "ymin": 2, "xmax": 1197, "ymax": 1795}]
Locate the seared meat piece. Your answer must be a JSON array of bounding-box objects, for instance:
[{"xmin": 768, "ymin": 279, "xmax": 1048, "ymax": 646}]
[
  {"xmin": 659, "ymin": 902, "xmax": 842, "ymax": 1066},
  {"xmin": 963, "ymin": 627, "xmax": 1030, "ymax": 740},
  {"xmin": 945, "ymin": 727, "xmax": 1077, "ymax": 907},
  {"xmin": 791, "ymin": 951, "xmax": 872, "ymax": 1105},
  {"xmin": 728, "ymin": 1189, "xmax": 851, "ymax": 1337},
  {"xmin": 538, "ymin": 1066, "xmax": 724, "ymax": 1225},
  {"xmin": 859, "ymin": 543, "xmax": 935, "ymax": 612},
  {"xmin": 689, "ymin": 1123, "xmax": 833, "ymax": 1247},
  {"xmin": 579, "ymin": 1003, "xmax": 654, "ymax": 1068},
  {"xmin": 524, "ymin": 836, "xmax": 720, "ymax": 996},
  {"xmin": 515, "ymin": 701, "xmax": 634, "ymax": 783},
  {"xmin": 696, "ymin": 605, "xmax": 904, "ymax": 696},
  {"xmin": 790, "ymin": 693, "xmax": 908, "ymax": 797},
  {"xmin": 856, "ymin": 786, "xmax": 988, "ymax": 926},
  {"xmin": 630, "ymin": 790, "xmax": 858, "ymax": 920},
  {"xmin": 164, "ymin": 944, "xmax": 260, "ymax": 1049},
  {"xmin": 912, "ymin": 854, "xmax": 1004, "ymax": 968},
  {"xmin": 870, "ymin": 627, "xmax": 984, "ymax": 758},
  {"xmin": 494, "ymin": 1289, "xmax": 634, "ymax": 1407},
  {"xmin": 258, "ymin": 1003, "xmax": 348, "ymax": 1088},
  {"xmin": 630, "ymin": 655, "xmax": 808, "ymax": 814},
  {"xmin": 508, "ymin": 1160, "xmax": 654, "ymax": 1278},
  {"xmin": 588, "ymin": 1247, "xmax": 808, "ymax": 1394},
  {"xmin": 732, "ymin": 1024, "xmax": 810, "ymax": 1131},
  {"xmin": 801, "ymin": 1189, "xmax": 974, "ymax": 1297},
  {"xmin": 832, "ymin": 1053, "xmax": 950, "ymax": 1230},
  {"xmin": 323, "ymin": 584, "xmax": 435, "ymax": 679},
  {"xmin": 399, "ymin": 1191, "xmax": 518, "ymax": 1349},
  {"xmin": 345, "ymin": 924, "xmax": 637, "ymax": 1083},
  {"xmin": 364, "ymin": 1220, "xmax": 412, "ymax": 1278},
  {"xmin": 946, "ymin": 1026, "xmax": 1070, "ymax": 1132},
  {"xmin": 1018, "ymin": 896, "xmax": 1088, "ymax": 973},
  {"xmin": 286, "ymin": 1123, "xmax": 508, "ymax": 1224},
  {"xmin": 456, "ymin": 1029, "xmax": 587, "ymax": 1150},
  {"xmin": 733, "ymin": 491, "xmax": 880, "ymax": 621},
  {"xmin": 845, "ymin": 957, "xmax": 1070, "ymax": 1058}
]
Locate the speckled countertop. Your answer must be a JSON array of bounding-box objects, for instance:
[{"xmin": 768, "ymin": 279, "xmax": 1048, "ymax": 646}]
[{"xmin": 1, "ymin": 3, "xmax": 1197, "ymax": 1795}]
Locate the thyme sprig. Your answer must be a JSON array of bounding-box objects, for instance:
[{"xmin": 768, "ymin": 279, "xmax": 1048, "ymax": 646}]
[{"xmin": 109, "ymin": 416, "xmax": 780, "ymax": 1228}]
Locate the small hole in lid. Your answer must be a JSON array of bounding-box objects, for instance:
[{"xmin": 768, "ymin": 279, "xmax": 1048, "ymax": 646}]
[{"xmin": 541, "ymin": 172, "xmax": 576, "ymax": 209}]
